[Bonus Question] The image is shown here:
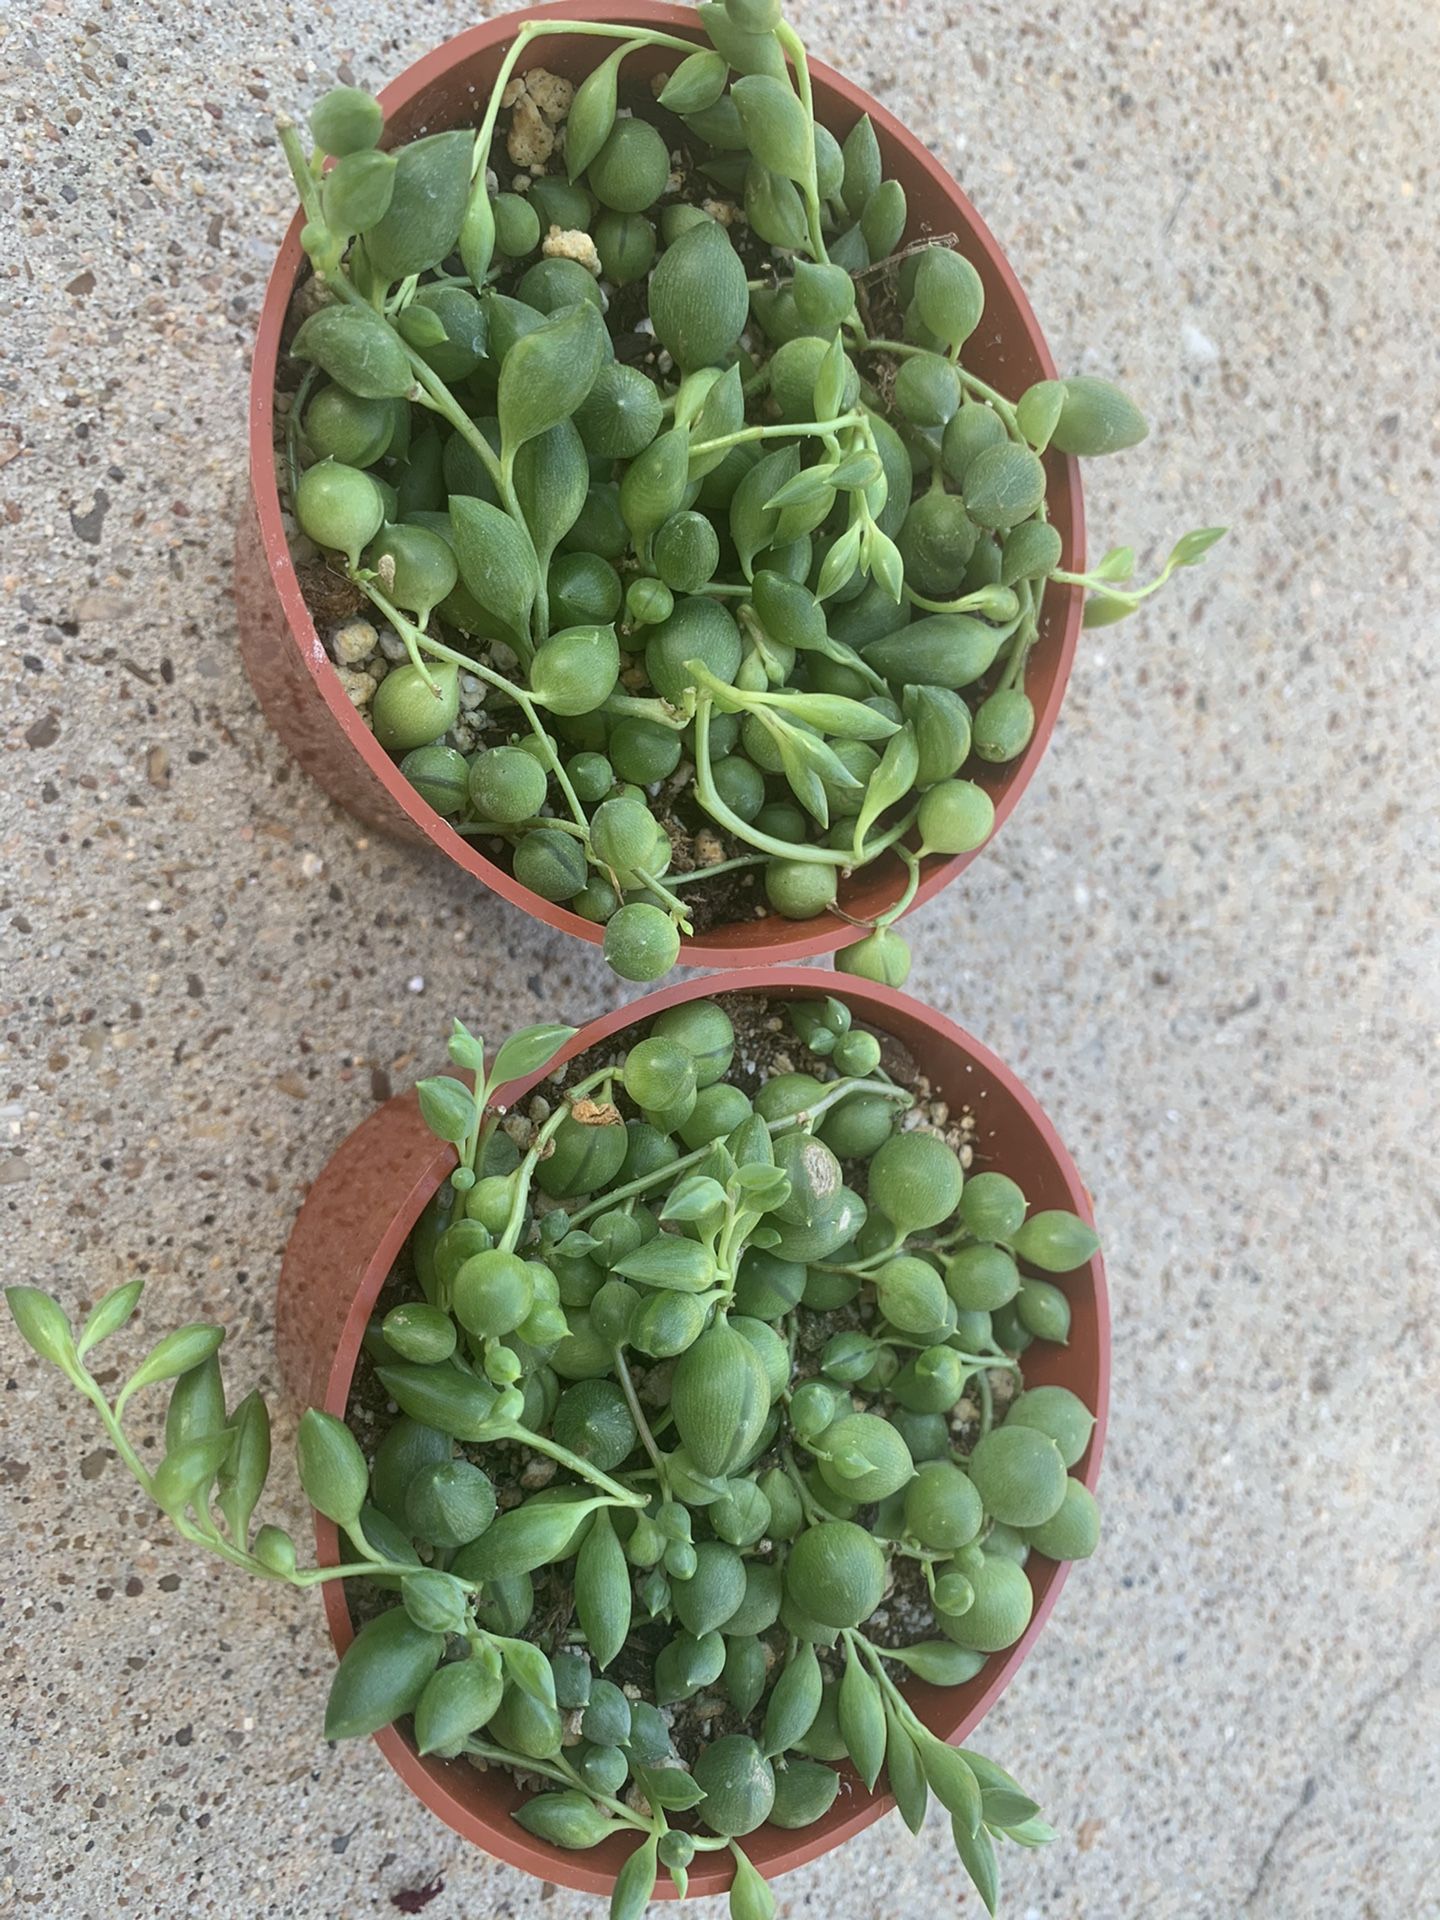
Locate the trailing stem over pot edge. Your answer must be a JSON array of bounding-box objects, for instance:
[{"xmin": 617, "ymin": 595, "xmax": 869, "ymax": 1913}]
[
  {"xmin": 275, "ymin": 0, "xmax": 1223, "ymax": 986},
  {"xmin": 7, "ymin": 993, "xmax": 1103, "ymax": 1918}
]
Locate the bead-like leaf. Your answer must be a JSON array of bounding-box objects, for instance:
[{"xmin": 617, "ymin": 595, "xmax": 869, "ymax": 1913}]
[
  {"xmin": 415, "ymin": 1074, "xmax": 474, "ymax": 1146},
  {"xmin": 659, "ymin": 49, "xmax": 728, "ymax": 115},
  {"xmin": 951, "ymin": 1812, "xmax": 1000, "ymax": 1916},
  {"xmin": 321, "ymin": 149, "xmax": 397, "ymax": 237},
  {"xmin": 882, "ymin": 1640, "xmax": 988, "ymax": 1686},
  {"xmin": 730, "ymin": 445, "xmax": 799, "ymax": 579},
  {"xmin": 447, "ymin": 1019, "xmax": 485, "ymax": 1073},
  {"xmin": 118, "ymin": 1323, "xmax": 225, "ymax": 1410},
  {"xmin": 852, "ymin": 722, "xmax": 918, "ymax": 850},
  {"xmin": 289, "ymin": 305, "xmax": 413, "ymax": 401},
  {"xmin": 164, "ymin": 1353, "xmax": 226, "ymax": 1453},
  {"xmin": 491, "ymin": 1022, "xmax": 578, "ymax": 1086},
  {"xmin": 633, "ymin": 1761, "xmax": 706, "ymax": 1811},
  {"xmin": 414, "ymin": 1649, "xmax": 503, "ymax": 1755},
  {"xmin": 455, "ymin": 1495, "xmax": 599, "ymax": 1579},
  {"xmin": 732, "ymin": 73, "xmax": 813, "ymax": 182},
  {"xmin": 727, "ymin": 1844, "xmax": 775, "ymax": 1920},
  {"xmin": 1168, "ymin": 525, "xmax": 1227, "ymax": 568},
  {"xmin": 660, "ymin": 1175, "xmax": 728, "ymax": 1226},
  {"xmin": 882, "ymin": 1701, "xmax": 929, "ymax": 1834},
  {"xmin": 566, "ymin": 47, "xmax": 624, "ymax": 181},
  {"xmin": 450, "ymin": 495, "xmax": 540, "ymax": 643},
  {"xmin": 611, "ymin": 1833, "xmax": 659, "ymax": 1920},
  {"xmin": 77, "ymin": 1280, "xmax": 144, "ymax": 1358},
  {"xmin": 216, "ymin": 1388, "xmax": 271, "ymax": 1547},
  {"xmin": 514, "ymin": 420, "xmax": 589, "ymax": 564},
  {"xmin": 402, "ymin": 1568, "xmax": 470, "ymax": 1634},
  {"xmin": 324, "ymin": 1606, "xmax": 444, "ymax": 1741},
  {"xmin": 812, "ymin": 335, "xmax": 849, "ymax": 424},
  {"xmin": 6, "ymin": 1287, "xmax": 77, "ymax": 1370},
  {"xmin": 838, "ymin": 1643, "xmax": 886, "ymax": 1788},
  {"xmin": 612, "ymin": 1235, "xmax": 717, "ymax": 1293},
  {"xmin": 575, "ymin": 1508, "xmax": 632, "ymax": 1670},
  {"xmin": 761, "ymin": 1641, "xmax": 822, "ymax": 1756},
  {"xmin": 152, "ymin": 1432, "xmax": 234, "ymax": 1519},
  {"xmin": 297, "ymin": 1407, "xmax": 369, "ymax": 1528},
  {"xmin": 515, "ymin": 1789, "xmax": 621, "ymax": 1850},
  {"xmin": 375, "ymin": 1362, "xmax": 508, "ymax": 1442},
  {"xmin": 757, "ymin": 690, "xmax": 898, "ymax": 742},
  {"xmin": 815, "ymin": 521, "xmax": 863, "ymax": 600},
  {"xmin": 920, "ymin": 1736, "xmax": 983, "ymax": 1835},
  {"xmin": 500, "ymin": 1633, "xmax": 560, "ymax": 1707},
  {"xmin": 498, "ymin": 301, "xmax": 607, "ymax": 455}
]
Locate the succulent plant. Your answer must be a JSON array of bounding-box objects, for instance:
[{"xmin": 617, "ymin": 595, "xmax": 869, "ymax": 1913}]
[
  {"xmin": 275, "ymin": 0, "xmax": 1222, "ymax": 983},
  {"xmin": 7, "ymin": 993, "xmax": 1102, "ymax": 1916}
]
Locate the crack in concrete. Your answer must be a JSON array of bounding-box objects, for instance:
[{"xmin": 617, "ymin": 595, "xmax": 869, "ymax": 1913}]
[{"xmin": 1241, "ymin": 1627, "xmax": 1440, "ymax": 1910}]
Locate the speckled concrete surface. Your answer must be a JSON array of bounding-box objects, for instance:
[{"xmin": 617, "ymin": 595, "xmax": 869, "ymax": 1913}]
[{"xmin": 3, "ymin": 1, "xmax": 1438, "ymax": 1915}]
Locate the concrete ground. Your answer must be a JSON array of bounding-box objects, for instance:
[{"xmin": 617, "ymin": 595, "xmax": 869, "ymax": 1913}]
[{"xmin": 3, "ymin": 0, "xmax": 1437, "ymax": 1914}]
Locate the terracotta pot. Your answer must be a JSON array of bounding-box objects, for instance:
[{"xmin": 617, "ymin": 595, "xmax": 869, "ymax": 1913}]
[
  {"xmin": 236, "ymin": 2, "xmax": 1085, "ymax": 970},
  {"xmin": 275, "ymin": 968, "xmax": 1109, "ymax": 1899}
]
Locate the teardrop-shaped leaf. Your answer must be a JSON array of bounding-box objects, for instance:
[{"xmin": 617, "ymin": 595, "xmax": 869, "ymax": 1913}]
[
  {"xmin": 164, "ymin": 1353, "xmax": 226, "ymax": 1453},
  {"xmin": 1048, "ymin": 376, "xmax": 1148, "ymax": 457},
  {"xmin": 633, "ymin": 1760, "xmax": 706, "ymax": 1811},
  {"xmin": 6, "ymin": 1287, "xmax": 77, "ymax": 1370},
  {"xmin": 216, "ymin": 1388, "xmax": 271, "ymax": 1547},
  {"xmin": 815, "ymin": 521, "xmax": 863, "ymax": 601},
  {"xmin": 698, "ymin": 2, "xmax": 786, "ymax": 76},
  {"xmin": 77, "ymin": 1279, "xmax": 144, "ymax": 1358},
  {"xmin": 297, "ymin": 1408, "xmax": 370, "ymax": 1527},
  {"xmin": 152, "ymin": 1431, "xmax": 233, "ymax": 1518},
  {"xmin": 730, "ymin": 445, "xmax": 799, "ymax": 579},
  {"xmin": 914, "ymin": 247, "xmax": 984, "ymax": 352},
  {"xmin": 840, "ymin": 115, "xmax": 882, "ymax": 221},
  {"xmin": 375, "ymin": 1362, "xmax": 508, "ymax": 1442},
  {"xmin": 761, "ymin": 1641, "xmax": 822, "ymax": 1756},
  {"xmin": 414, "ymin": 1649, "xmax": 503, "ymax": 1754},
  {"xmin": 838, "ymin": 1644, "xmax": 886, "ymax": 1788},
  {"xmin": 962, "ymin": 442, "xmax": 1048, "ymax": 532},
  {"xmin": 450, "ymin": 495, "xmax": 540, "ymax": 641},
  {"xmin": 731, "ymin": 74, "xmax": 814, "ymax": 183},
  {"xmin": 566, "ymin": 47, "xmax": 624, "ymax": 181},
  {"xmin": 611, "ymin": 1833, "xmax": 659, "ymax": 1920},
  {"xmin": 979, "ymin": 1784, "xmax": 1043, "ymax": 1828},
  {"xmin": 744, "ymin": 162, "xmax": 809, "ymax": 252},
  {"xmin": 396, "ymin": 303, "xmax": 449, "ymax": 351},
  {"xmin": 660, "ymin": 1175, "xmax": 728, "ymax": 1226},
  {"xmin": 499, "ymin": 1633, "xmax": 559, "ymax": 1707},
  {"xmin": 612, "ymin": 1235, "xmax": 717, "ymax": 1293},
  {"xmin": 764, "ymin": 464, "xmax": 839, "ymax": 513},
  {"xmin": 883, "ymin": 1702, "xmax": 929, "ymax": 1834},
  {"xmin": 863, "ymin": 521, "xmax": 904, "ymax": 602},
  {"xmin": 415, "ymin": 1074, "xmax": 474, "ymax": 1146},
  {"xmin": 514, "ymin": 1789, "xmax": 622, "ymax": 1849},
  {"xmin": 402, "ymin": 1568, "xmax": 470, "ymax": 1634},
  {"xmin": 321, "ymin": 148, "xmax": 398, "ymax": 237},
  {"xmin": 727, "ymin": 1844, "xmax": 775, "ymax": 1920},
  {"xmin": 920, "ymin": 1735, "xmax": 983, "ymax": 1834},
  {"xmin": 812, "ymin": 335, "xmax": 850, "ymax": 424},
  {"xmin": 853, "ymin": 722, "xmax": 918, "ymax": 848},
  {"xmin": 951, "ymin": 1812, "xmax": 1000, "ymax": 1916},
  {"xmin": 687, "ymin": 363, "xmax": 744, "ymax": 480},
  {"xmin": 575, "ymin": 1508, "xmax": 632, "ymax": 1670},
  {"xmin": 659, "ymin": 49, "xmax": 727, "ymax": 115},
  {"xmin": 513, "ymin": 420, "xmax": 589, "ymax": 563},
  {"xmin": 324, "ymin": 1605, "xmax": 444, "ymax": 1741},
  {"xmin": 117, "ymin": 1323, "xmax": 225, "ymax": 1411},
  {"xmin": 491, "ymin": 1022, "xmax": 578, "ymax": 1085},
  {"xmin": 1014, "ymin": 378, "xmax": 1066, "ymax": 451},
  {"xmin": 999, "ymin": 1814, "xmax": 1059, "ymax": 1848},
  {"xmin": 756, "ymin": 690, "xmax": 898, "ymax": 741},
  {"xmin": 498, "ymin": 301, "xmax": 607, "ymax": 455},
  {"xmin": 884, "ymin": 1640, "xmax": 987, "ymax": 1686},
  {"xmin": 363, "ymin": 130, "xmax": 473, "ymax": 283},
  {"xmin": 455, "ymin": 1495, "xmax": 599, "ymax": 1579},
  {"xmin": 1168, "ymin": 525, "xmax": 1227, "ymax": 568},
  {"xmin": 290, "ymin": 304, "xmax": 413, "ymax": 401}
]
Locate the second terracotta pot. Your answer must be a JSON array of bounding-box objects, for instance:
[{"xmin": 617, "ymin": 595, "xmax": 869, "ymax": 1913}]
[
  {"xmin": 275, "ymin": 969, "xmax": 1108, "ymax": 1899},
  {"xmin": 236, "ymin": 2, "xmax": 1085, "ymax": 970}
]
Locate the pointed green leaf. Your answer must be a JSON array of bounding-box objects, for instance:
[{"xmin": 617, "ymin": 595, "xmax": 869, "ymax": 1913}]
[
  {"xmin": 884, "ymin": 1640, "xmax": 987, "ymax": 1686},
  {"xmin": 921, "ymin": 1736, "xmax": 983, "ymax": 1835},
  {"xmin": 216, "ymin": 1388, "xmax": 271, "ymax": 1547},
  {"xmin": 515, "ymin": 1788, "xmax": 621, "ymax": 1850},
  {"xmin": 415, "ymin": 1074, "xmax": 475, "ymax": 1146},
  {"xmin": 633, "ymin": 1761, "xmax": 706, "ymax": 1810},
  {"xmin": 6, "ymin": 1287, "xmax": 77, "ymax": 1370},
  {"xmin": 449, "ymin": 495, "xmax": 540, "ymax": 643},
  {"xmin": 612, "ymin": 1235, "xmax": 718, "ymax": 1292},
  {"xmin": 952, "ymin": 1812, "xmax": 1000, "ymax": 1915},
  {"xmin": 659, "ymin": 49, "xmax": 728, "ymax": 115},
  {"xmin": 297, "ymin": 1407, "xmax": 369, "ymax": 1527},
  {"xmin": 77, "ymin": 1280, "xmax": 144, "ymax": 1358},
  {"xmin": 1168, "ymin": 525, "xmax": 1227, "ymax": 567},
  {"xmin": 761, "ymin": 1641, "xmax": 822, "ymax": 1756},
  {"xmin": 118, "ymin": 1323, "xmax": 225, "ymax": 1410},
  {"xmin": 415, "ymin": 1650, "xmax": 503, "ymax": 1755},
  {"xmin": 164, "ymin": 1353, "xmax": 226, "ymax": 1452},
  {"xmin": 498, "ymin": 301, "xmax": 607, "ymax": 455},
  {"xmin": 290, "ymin": 304, "xmax": 413, "ymax": 400},
  {"xmin": 838, "ymin": 1644, "xmax": 886, "ymax": 1788},
  {"xmin": 363, "ymin": 130, "xmax": 473, "ymax": 283},
  {"xmin": 757, "ymin": 690, "xmax": 898, "ymax": 741},
  {"xmin": 566, "ymin": 47, "xmax": 624, "ymax": 181},
  {"xmin": 447, "ymin": 1019, "xmax": 485, "ymax": 1073},
  {"xmin": 491, "ymin": 1022, "xmax": 578, "ymax": 1085},
  {"xmin": 883, "ymin": 1702, "xmax": 929, "ymax": 1833},
  {"xmin": 731, "ymin": 74, "xmax": 813, "ymax": 183},
  {"xmin": 152, "ymin": 1431, "xmax": 234, "ymax": 1519},
  {"xmin": 499, "ymin": 1634, "xmax": 559, "ymax": 1707},
  {"xmin": 513, "ymin": 419, "xmax": 589, "ymax": 563},
  {"xmin": 853, "ymin": 722, "xmax": 918, "ymax": 850},
  {"xmin": 575, "ymin": 1509, "xmax": 632, "ymax": 1670},
  {"xmin": 611, "ymin": 1833, "xmax": 659, "ymax": 1920},
  {"xmin": 324, "ymin": 1605, "xmax": 444, "ymax": 1741},
  {"xmin": 727, "ymin": 1844, "xmax": 775, "ymax": 1920}
]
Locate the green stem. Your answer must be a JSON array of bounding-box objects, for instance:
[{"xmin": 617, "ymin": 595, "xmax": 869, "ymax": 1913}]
[
  {"xmin": 689, "ymin": 411, "xmax": 865, "ymax": 459},
  {"xmin": 612, "ymin": 1346, "xmax": 670, "ymax": 1495},
  {"xmin": 667, "ymin": 853, "xmax": 769, "ymax": 885}
]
